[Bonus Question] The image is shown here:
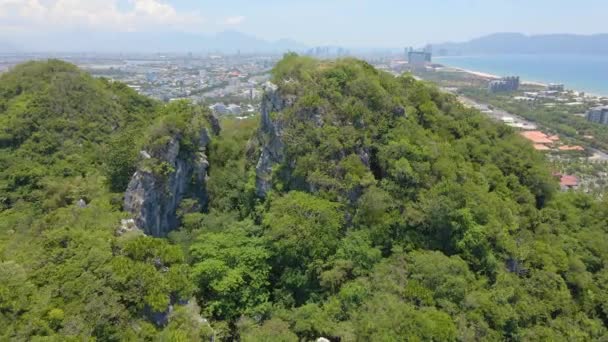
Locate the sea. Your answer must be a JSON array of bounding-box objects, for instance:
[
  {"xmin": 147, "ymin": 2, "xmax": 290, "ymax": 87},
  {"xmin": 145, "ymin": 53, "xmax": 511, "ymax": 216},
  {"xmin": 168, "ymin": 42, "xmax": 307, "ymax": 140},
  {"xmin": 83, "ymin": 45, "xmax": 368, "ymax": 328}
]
[{"xmin": 435, "ymin": 54, "xmax": 608, "ymax": 96}]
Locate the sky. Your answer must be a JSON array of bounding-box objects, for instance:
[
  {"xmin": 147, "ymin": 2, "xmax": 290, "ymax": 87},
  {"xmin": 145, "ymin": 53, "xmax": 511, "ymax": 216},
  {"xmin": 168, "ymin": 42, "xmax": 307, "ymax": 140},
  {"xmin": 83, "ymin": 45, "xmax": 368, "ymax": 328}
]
[{"xmin": 1, "ymin": 0, "xmax": 607, "ymax": 48}]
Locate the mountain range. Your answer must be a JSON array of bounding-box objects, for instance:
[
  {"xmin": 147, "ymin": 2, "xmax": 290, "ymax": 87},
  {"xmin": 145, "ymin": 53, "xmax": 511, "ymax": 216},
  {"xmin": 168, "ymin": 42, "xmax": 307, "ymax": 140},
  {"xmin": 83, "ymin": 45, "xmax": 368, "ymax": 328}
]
[
  {"xmin": 432, "ymin": 33, "xmax": 608, "ymax": 55},
  {"xmin": 4, "ymin": 31, "xmax": 608, "ymax": 55},
  {"xmin": 1, "ymin": 30, "xmax": 307, "ymax": 54}
]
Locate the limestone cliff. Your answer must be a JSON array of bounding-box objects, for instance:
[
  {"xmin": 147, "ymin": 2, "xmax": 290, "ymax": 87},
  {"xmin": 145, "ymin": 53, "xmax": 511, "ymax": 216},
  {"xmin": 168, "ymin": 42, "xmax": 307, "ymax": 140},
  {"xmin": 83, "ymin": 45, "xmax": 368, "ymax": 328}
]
[
  {"xmin": 254, "ymin": 79, "xmax": 398, "ymax": 204},
  {"xmin": 255, "ymin": 82, "xmax": 295, "ymax": 198},
  {"xmin": 124, "ymin": 127, "xmax": 212, "ymax": 237}
]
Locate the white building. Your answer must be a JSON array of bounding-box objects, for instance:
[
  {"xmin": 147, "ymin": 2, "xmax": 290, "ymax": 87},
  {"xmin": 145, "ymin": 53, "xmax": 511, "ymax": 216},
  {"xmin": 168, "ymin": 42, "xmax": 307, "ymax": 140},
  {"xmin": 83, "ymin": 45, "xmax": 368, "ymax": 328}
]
[
  {"xmin": 227, "ymin": 104, "xmax": 243, "ymax": 115},
  {"xmin": 586, "ymin": 106, "xmax": 608, "ymax": 125},
  {"xmin": 548, "ymin": 83, "xmax": 565, "ymax": 91},
  {"xmin": 209, "ymin": 103, "xmax": 229, "ymax": 115}
]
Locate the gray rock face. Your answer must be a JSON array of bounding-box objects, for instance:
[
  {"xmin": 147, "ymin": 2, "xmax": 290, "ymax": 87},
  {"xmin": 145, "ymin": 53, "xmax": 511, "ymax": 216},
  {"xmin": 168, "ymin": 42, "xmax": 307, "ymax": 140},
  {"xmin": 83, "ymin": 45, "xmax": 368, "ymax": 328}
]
[
  {"xmin": 116, "ymin": 218, "xmax": 140, "ymax": 236},
  {"xmin": 206, "ymin": 112, "xmax": 221, "ymax": 136},
  {"xmin": 124, "ymin": 129, "xmax": 211, "ymax": 237},
  {"xmin": 76, "ymin": 198, "xmax": 87, "ymax": 208},
  {"xmin": 392, "ymin": 105, "xmax": 407, "ymax": 117},
  {"xmin": 255, "ymin": 83, "xmax": 296, "ymax": 198}
]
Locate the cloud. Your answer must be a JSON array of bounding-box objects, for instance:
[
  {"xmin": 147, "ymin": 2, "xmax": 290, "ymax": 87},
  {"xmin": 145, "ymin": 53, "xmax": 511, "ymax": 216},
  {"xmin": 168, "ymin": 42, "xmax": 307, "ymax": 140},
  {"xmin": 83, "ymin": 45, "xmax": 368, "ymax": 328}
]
[
  {"xmin": 0, "ymin": 0, "xmax": 204, "ymax": 32},
  {"xmin": 224, "ymin": 15, "xmax": 245, "ymax": 26}
]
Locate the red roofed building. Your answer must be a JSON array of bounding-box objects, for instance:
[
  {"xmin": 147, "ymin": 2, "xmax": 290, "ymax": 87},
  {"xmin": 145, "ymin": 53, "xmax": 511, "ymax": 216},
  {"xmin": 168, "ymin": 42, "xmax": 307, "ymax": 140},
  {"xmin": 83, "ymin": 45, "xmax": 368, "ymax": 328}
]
[
  {"xmin": 559, "ymin": 175, "xmax": 579, "ymax": 190},
  {"xmin": 520, "ymin": 131, "xmax": 554, "ymax": 144},
  {"xmin": 559, "ymin": 145, "xmax": 585, "ymax": 151},
  {"xmin": 533, "ymin": 144, "xmax": 551, "ymax": 151}
]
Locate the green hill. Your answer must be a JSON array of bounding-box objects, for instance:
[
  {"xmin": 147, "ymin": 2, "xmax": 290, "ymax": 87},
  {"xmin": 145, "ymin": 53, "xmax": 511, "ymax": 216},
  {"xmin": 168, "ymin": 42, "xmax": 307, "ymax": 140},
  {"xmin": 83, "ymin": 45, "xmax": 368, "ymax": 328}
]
[
  {"xmin": 1, "ymin": 56, "xmax": 608, "ymax": 341},
  {"xmin": 0, "ymin": 60, "xmax": 217, "ymax": 340}
]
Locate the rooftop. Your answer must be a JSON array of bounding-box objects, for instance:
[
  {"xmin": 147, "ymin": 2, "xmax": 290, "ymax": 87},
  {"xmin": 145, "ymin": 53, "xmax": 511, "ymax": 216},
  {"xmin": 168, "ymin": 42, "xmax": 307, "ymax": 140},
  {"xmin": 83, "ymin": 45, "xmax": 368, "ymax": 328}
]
[
  {"xmin": 520, "ymin": 131, "xmax": 554, "ymax": 144},
  {"xmin": 560, "ymin": 175, "xmax": 579, "ymax": 188},
  {"xmin": 559, "ymin": 145, "xmax": 585, "ymax": 151},
  {"xmin": 533, "ymin": 144, "xmax": 551, "ymax": 151}
]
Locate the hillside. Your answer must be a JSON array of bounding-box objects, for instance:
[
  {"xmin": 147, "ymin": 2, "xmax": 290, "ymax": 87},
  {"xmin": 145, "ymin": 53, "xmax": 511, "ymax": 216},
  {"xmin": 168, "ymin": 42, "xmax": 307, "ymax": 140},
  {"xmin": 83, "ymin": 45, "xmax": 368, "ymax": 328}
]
[
  {"xmin": 434, "ymin": 33, "xmax": 608, "ymax": 55},
  {"xmin": 0, "ymin": 60, "xmax": 219, "ymax": 340},
  {"xmin": 1, "ymin": 56, "xmax": 608, "ymax": 341}
]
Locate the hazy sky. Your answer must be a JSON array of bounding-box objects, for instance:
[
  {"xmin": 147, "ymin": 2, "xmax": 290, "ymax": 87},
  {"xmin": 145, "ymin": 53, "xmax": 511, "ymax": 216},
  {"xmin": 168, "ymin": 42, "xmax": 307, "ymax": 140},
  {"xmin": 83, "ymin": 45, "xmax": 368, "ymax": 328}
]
[{"xmin": 1, "ymin": 0, "xmax": 607, "ymax": 47}]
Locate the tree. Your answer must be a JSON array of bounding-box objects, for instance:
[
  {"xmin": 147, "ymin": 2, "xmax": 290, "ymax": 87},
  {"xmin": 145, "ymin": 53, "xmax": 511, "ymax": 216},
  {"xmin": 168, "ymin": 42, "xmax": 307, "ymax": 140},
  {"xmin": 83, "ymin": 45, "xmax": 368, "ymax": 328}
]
[
  {"xmin": 263, "ymin": 192, "xmax": 344, "ymax": 302},
  {"xmin": 190, "ymin": 224, "xmax": 271, "ymax": 321}
]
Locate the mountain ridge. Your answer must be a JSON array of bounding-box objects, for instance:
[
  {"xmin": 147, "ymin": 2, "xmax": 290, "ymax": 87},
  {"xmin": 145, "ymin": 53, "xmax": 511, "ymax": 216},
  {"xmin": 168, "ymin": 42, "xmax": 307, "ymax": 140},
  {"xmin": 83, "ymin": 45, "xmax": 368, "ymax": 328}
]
[
  {"xmin": 433, "ymin": 32, "xmax": 608, "ymax": 55},
  {"xmin": 3, "ymin": 30, "xmax": 307, "ymax": 54},
  {"xmin": 2, "ymin": 56, "xmax": 608, "ymax": 340}
]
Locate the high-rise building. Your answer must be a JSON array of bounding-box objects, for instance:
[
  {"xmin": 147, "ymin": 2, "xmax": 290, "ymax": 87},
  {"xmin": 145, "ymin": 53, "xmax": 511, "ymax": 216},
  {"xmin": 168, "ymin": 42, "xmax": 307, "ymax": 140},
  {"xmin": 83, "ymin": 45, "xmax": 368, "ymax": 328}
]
[
  {"xmin": 489, "ymin": 76, "xmax": 520, "ymax": 93},
  {"xmin": 407, "ymin": 50, "xmax": 432, "ymax": 68},
  {"xmin": 586, "ymin": 106, "xmax": 608, "ymax": 125},
  {"xmin": 548, "ymin": 83, "xmax": 565, "ymax": 91}
]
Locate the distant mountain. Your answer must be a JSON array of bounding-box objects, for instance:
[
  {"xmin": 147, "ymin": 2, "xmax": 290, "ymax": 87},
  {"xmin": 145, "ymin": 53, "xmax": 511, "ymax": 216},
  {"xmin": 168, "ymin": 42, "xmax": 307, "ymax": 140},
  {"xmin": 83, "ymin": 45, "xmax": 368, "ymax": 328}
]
[
  {"xmin": 4, "ymin": 30, "xmax": 306, "ymax": 54},
  {"xmin": 433, "ymin": 33, "xmax": 608, "ymax": 55}
]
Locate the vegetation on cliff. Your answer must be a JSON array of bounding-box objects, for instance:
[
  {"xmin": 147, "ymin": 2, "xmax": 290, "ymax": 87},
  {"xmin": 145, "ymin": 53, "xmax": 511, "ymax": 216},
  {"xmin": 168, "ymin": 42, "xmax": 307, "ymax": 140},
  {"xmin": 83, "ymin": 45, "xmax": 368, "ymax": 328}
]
[
  {"xmin": 1, "ymin": 56, "xmax": 608, "ymax": 341},
  {"xmin": 0, "ymin": 60, "xmax": 212, "ymax": 340}
]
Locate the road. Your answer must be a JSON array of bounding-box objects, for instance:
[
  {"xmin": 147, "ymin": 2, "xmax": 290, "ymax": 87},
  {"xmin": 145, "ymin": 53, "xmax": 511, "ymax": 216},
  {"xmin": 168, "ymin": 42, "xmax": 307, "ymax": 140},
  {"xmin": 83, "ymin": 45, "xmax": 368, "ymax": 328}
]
[
  {"xmin": 440, "ymin": 87, "xmax": 539, "ymax": 129},
  {"xmin": 442, "ymin": 88, "xmax": 608, "ymax": 162}
]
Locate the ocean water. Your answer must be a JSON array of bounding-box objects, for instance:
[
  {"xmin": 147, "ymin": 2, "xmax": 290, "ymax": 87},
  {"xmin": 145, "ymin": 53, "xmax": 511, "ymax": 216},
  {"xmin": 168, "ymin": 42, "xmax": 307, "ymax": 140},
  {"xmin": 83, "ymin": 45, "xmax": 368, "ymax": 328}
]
[{"xmin": 435, "ymin": 54, "xmax": 608, "ymax": 96}]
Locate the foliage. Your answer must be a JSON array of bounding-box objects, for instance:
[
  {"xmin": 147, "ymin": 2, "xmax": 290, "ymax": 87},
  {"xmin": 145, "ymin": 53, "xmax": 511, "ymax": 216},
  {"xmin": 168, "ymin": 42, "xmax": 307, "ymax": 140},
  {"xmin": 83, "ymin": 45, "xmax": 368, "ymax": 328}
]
[
  {"xmin": 0, "ymin": 61, "xmax": 201, "ymax": 340},
  {"xmin": 190, "ymin": 221, "xmax": 271, "ymax": 321},
  {"xmin": 2, "ymin": 56, "xmax": 608, "ymax": 341}
]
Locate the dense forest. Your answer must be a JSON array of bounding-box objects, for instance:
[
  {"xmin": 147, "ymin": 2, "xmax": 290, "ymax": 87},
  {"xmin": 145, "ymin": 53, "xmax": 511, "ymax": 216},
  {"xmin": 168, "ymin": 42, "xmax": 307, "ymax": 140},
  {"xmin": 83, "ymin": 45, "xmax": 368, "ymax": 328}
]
[{"xmin": 1, "ymin": 55, "xmax": 608, "ymax": 341}]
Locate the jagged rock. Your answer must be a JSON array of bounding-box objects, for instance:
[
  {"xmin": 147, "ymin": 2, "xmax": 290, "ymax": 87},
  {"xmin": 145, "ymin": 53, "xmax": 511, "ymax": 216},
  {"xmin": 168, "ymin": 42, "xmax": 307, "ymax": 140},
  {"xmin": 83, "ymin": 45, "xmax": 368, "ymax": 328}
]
[
  {"xmin": 124, "ymin": 129, "xmax": 211, "ymax": 237},
  {"xmin": 506, "ymin": 258, "xmax": 528, "ymax": 276},
  {"xmin": 145, "ymin": 304, "xmax": 174, "ymax": 327},
  {"xmin": 146, "ymin": 298, "xmax": 211, "ymax": 331},
  {"xmin": 357, "ymin": 147, "xmax": 371, "ymax": 168},
  {"xmin": 116, "ymin": 218, "xmax": 140, "ymax": 236},
  {"xmin": 139, "ymin": 150, "xmax": 151, "ymax": 159},
  {"xmin": 255, "ymin": 83, "xmax": 296, "ymax": 198},
  {"xmin": 206, "ymin": 112, "xmax": 221, "ymax": 136},
  {"xmin": 76, "ymin": 198, "xmax": 87, "ymax": 208},
  {"xmin": 254, "ymin": 82, "xmax": 370, "ymax": 205},
  {"xmin": 392, "ymin": 105, "xmax": 406, "ymax": 117}
]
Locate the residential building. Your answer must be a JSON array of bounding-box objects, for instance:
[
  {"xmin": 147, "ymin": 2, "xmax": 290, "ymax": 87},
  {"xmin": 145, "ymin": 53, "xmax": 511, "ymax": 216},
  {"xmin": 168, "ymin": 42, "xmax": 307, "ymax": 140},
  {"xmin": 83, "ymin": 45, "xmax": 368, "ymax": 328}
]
[
  {"xmin": 547, "ymin": 83, "xmax": 565, "ymax": 91},
  {"xmin": 520, "ymin": 131, "xmax": 555, "ymax": 146},
  {"xmin": 586, "ymin": 106, "xmax": 608, "ymax": 125},
  {"xmin": 559, "ymin": 145, "xmax": 585, "ymax": 151},
  {"xmin": 489, "ymin": 76, "xmax": 520, "ymax": 93},
  {"xmin": 407, "ymin": 48, "xmax": 432, "ymax": 68},
  {"xmin": 558, "ymin": 174, "xmax": 579, "ymax": 191}
]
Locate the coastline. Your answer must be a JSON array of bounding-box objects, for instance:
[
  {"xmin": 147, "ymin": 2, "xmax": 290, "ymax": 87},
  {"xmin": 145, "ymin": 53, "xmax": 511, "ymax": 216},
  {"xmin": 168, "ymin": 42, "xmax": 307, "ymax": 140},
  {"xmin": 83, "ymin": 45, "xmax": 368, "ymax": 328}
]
[
  {"xmin": 434, "ymin": 55, "xmax": 608, "ymax": 97},
  {"xmin": 444, "ymin": 65, "xmax": 548, "ymax": 87}
]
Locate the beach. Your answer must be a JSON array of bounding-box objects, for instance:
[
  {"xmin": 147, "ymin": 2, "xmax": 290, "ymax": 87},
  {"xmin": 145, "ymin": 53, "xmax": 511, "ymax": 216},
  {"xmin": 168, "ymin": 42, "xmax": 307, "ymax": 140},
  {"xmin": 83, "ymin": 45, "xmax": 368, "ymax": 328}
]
[
  {"xmin": 434, "ymin": 54, "xmax": 608, "ymax": 96},
  {"xmin": 443, "ymin": 65, "xmax": 548, "ymax": 87}
]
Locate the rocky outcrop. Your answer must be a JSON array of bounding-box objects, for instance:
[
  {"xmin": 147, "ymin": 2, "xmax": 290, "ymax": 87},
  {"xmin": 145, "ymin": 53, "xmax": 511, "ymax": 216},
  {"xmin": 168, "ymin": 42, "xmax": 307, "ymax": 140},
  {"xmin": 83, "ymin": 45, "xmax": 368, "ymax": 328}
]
[
  {"xmin": 255, "ymin": 82, "xmax": 296, "ymax": 198},
  {"xmin": 124, "ymin": 128, "xmax": 211, "ymax": 237},
  {"xmin": 255, "ymin": 82, "xmax": 374, "ymax": 203},
  {"xmin": 205, "ymin": 112, "xmax": 221, "ymax": 136}
]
